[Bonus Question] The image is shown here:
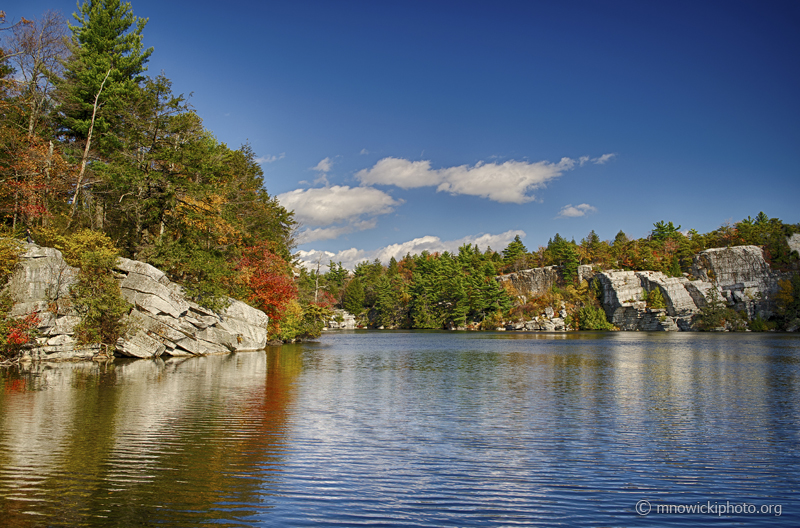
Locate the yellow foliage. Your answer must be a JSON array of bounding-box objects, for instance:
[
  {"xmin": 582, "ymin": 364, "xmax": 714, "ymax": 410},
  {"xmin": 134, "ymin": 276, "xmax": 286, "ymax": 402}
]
[
  {"xmin": 776, "ymin": 279, "xmax": 794, "ymax": 312},
  {"xmin": 168, "ymin": 194, "xmax": 242, "ymax": 246},
  {"xmin": 60, "ymin": 229, "xmax": 119, "ymax": 269},
  {"xmin": 272, "ymin": 298, "xmax": 303, "ymax": 340},
  {"xmin": 502, "ymin": 280, "xmax": 520, "ymax": 297},
  {"xmin": 0, "ymin": 237, "xmax": 23, "ymax": 284}
]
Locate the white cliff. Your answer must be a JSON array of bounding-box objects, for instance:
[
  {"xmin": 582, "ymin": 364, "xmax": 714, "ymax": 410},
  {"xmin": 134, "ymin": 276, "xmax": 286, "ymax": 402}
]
[{"xmin": 4, "ymin": 243, "xmax": 270, "ymax": 361}]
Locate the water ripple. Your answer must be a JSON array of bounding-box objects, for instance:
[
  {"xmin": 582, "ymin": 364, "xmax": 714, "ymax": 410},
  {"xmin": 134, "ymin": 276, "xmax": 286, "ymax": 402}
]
[{"xmin": 0, "ymin": 333, "xmax": 798, "ymax": 526}]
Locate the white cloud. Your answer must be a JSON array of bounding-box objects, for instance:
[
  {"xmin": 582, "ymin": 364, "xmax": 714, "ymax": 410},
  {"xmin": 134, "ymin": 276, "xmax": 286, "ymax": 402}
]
[
  {"xmin": 311, "ymin": 157, "xmax": 333, "ymax": 173},
  {"xmin": 579, "ymin": 153, "xmax": 616, "ymax": 166},
  {"xmin": 360, "ymin": 148, "xmax": 369, "ymax": 155},
  {"xmin": 296, "ymin": 220, "xmax": 378, "ymax": 244},
  {"xmin": 295, "ymin": 230, "xmax": 525, "ymax": 271},
  {"xmin": 255, "ymin": 153, "xmax": 285, "ymax": 164},
  {"xmin": 355, "ymin": 157, "xmax": 579, "ymax": 204},
  {"xmin": 557, "ymin": 203, "xmax": 597, "ymax": 218},
  {"xmin": 374, "ymin": 230, "xmax": 525, "ymax": 263},
  {"xmin": 277, "ymin": 185, "xmax": 401, "ymax": 226},
  {"xmin": 356, "ymin": 157, "xmax": 437, "ymax": 189},
  {"xmin": 593, "ymin": 153, "xmax": 616, "ymax": 164},
  {"xmin": 436, "ymin": 159, "xmax": 574, "ymax": 204},
  {"xmin": 295, "ymin": 248, "xmax": 367, "ymax": 272},
  {"xmin": 278, "ymin": 186, "xmax": 402, "ymax": 243}
]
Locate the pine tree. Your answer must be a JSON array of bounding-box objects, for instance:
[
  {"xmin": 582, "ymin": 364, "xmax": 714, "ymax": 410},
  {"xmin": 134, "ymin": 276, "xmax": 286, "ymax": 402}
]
[
  {"xmin": 651, "ymin": 220, "xmax": 682, "ymax": 241},
  {"xmin": 502, "ymin": 235, "xmax": 527, "ymax": 264},
  {"xmin": 57, "ymin": 0, "xmax": 153, "ymax": 152},
  {"xmin": 343, "ymin": 277, "xmax": 365, "ymax": 315}
]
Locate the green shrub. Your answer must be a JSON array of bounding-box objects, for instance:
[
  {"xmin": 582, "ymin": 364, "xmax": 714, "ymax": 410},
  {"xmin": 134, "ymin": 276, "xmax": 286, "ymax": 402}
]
[
  {"xmin": 749, "ymin": 315, "xmax": 774, "ymax": 332},
  {"xmin": 0, "ymin": 238, "xmax": 23, "ymax": 285},
  {"xmin": 647, "ymin": 287, "xmax": 666, "ymax": 309},
  {"xmin": 63, "ymin": 231, "xmax": 131, "ymax": 350},
  {"xmin": 576, "ymin": 305, "xmax": 614, "ymax": 330}
]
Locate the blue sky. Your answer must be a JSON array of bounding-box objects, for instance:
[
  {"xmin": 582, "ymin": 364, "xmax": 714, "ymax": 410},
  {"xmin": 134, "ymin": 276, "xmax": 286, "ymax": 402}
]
[{"xmin": 8, "ymin": 0, "xmax": 800, "ymax": 269}]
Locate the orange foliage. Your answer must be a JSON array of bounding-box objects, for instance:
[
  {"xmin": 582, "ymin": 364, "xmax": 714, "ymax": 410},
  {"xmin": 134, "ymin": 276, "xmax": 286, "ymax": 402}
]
[
  {"xmin": 237, "ymin": 242, "xmax": 297, "ymax": 325},
  {"xmin": 0, "ymin": 132, "xmax": 74, "ymax": 225}
]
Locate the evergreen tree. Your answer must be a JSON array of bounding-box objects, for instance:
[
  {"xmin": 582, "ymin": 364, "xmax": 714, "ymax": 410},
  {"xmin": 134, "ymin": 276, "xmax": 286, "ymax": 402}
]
[
  {"xmin": 546, "ymin": 234, "xmax": 580, "ymax": 284},
  {"xmin": 697, "ymin": 285, "xmax": 726, "ymax": 330},
  {"xmin": 668, "ymin": 256, "xmax": 682, "ymax": 277},
  {"xmin": 576, "ymin": 305, "xmax": 613, "ymax": 330},
  {"xmin": 651, "ymin": 220, "xmax": 682, "ymax": 241},
  {"xmin": 57, "ymin": 1, "xmax": 152, "ymax": 146},
  {"xmin": 343, "ymin": 277, "xmax": 365, "ymax": 315},
  {"xmin": 502, "ymin": 235, "xmax": 527, "ymax": 270},
  {"xmin": 374, "ymin": 274, "xmax": 407, "ymax": 328},
  {"xmin": 647, "ymin": 287, "xmax": 666, "ymax": 309}
]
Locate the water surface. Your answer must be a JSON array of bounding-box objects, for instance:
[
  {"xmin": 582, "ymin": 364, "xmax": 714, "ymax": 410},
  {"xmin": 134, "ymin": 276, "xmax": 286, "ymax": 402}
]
[{"xmin": 1, "ymin": 331, "xmax": 798, "ymax": 526}]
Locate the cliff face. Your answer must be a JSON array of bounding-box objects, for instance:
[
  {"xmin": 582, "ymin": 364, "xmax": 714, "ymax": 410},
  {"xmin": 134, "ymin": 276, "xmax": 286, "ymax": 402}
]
[
  {"xmin": 498, "ymin": 245, "xmax": 793, "ymax": 332},
  {"xmin": 498, "ymin": 264, "xmax": 594, "ymax": 300},
  {"xmin": 597, "ymin": 245, "xmax": 791, "ymax": 331},
  {"xmin": 4, "ymin": 243, "xmax": 270, "ymax": 361}
]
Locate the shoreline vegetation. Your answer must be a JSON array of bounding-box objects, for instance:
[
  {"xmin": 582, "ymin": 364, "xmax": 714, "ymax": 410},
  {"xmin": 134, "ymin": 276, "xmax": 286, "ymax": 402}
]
[
  {"xmin": 319, "ymin": 224, "xmax": 799, "ymax": 334},
  {"xmin": 1, "ymin": 4, "xmax": 799, "ymax": 363}
]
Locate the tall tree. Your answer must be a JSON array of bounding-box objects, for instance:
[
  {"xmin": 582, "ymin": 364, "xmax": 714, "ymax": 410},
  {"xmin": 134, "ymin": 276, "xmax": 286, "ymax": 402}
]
[
  {"xmin": 651, "ymin": 220, "xmax": 682, "ymax": 241},
  {"xmin": 7, "ymin": 11, "xmax": 68, "ymax": 137},
  {"xmin": 502, "ymin": 234, "xmax": 527, "ymax": 271},
  {"xmin": 343, "ymin": 277, "xmax": 365, "ymax": 315},
  {"xmin": 57, "ymin": 0, "xmax": 152, "ymax": 152}
]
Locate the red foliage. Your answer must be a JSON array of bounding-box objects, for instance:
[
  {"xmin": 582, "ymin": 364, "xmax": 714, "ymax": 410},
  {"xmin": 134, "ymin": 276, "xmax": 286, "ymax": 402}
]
[
  {"xmin": 237, "ymin": 242, "xmax": 297, "ymax": 322},
  {"xmin": 0, "ymin": 132, "xmax": 74, "ymax": 224},
  {"xmin": 2, "ymin": 312, "xmax": 40, "ymax": 359},
  {"xmin": 313, "ymin": 290, "xmax": 337, "ymax": 309}
]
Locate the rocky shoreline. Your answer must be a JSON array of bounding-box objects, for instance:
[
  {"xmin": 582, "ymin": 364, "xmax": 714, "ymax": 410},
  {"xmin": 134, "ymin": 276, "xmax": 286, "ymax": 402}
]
[
  {"xmin": 4, "ymin": 243, "xmax": 271, "ymax": 362},
  {"xmin": 3, "ymin": 243, "xmax": 797, "ymax": 363}
]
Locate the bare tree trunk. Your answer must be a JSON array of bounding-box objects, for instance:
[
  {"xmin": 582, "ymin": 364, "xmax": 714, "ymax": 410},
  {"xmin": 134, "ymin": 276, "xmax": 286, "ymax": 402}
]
[
  {"xmin": 27, "ymin": 98, "xmax": 39, "ymax": 137},
  {"xmin": 42, "ymin": 140, "xmax": 53, "ymax": 226},
  {"xmin": 69, "ymin": 68, "xmax": 111, "ymax": 223},
  {"xmin": 314, "ymin": 257, "xmax": 321, "ymax": 303}
]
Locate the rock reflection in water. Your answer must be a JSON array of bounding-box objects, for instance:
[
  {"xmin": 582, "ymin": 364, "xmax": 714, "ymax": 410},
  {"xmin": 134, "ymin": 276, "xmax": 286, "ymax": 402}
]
[
  {"xmin": 0, "ymin": 348, "xmax": 299, "ymax": 527},
  {"xmin": 1, "ymin": 333, "xmax": 798, "ymax": 527}
]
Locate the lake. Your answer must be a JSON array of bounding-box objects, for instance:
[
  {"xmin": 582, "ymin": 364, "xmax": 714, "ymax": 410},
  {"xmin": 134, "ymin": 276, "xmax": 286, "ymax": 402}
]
[{"xmin": 1, "ymin": 331, "xmax": 798, "ymax": 527}]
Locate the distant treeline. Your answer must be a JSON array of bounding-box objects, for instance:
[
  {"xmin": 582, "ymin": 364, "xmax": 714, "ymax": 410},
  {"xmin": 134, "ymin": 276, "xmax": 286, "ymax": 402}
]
[{"xmin": 302, "ymin": 214, "xmax": 800, "ymax": 331}]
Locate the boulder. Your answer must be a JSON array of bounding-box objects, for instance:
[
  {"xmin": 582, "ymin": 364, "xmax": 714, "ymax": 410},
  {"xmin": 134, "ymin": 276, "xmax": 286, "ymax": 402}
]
[
  {"xmin": 115, "ymin": 257, "xmax": 170, "ymax": 285},
  {"xmin": 116, "ymin": 330, "xmax": 165, "ymax": 359},
  {"xmin": 327, "ymin": 309, "xmax": 357, "ymax": 329},
  {"xmin": 788, "ymin": 234, "xmax": 800, "ymax": 259},
  {"xmin": 691, "ymin": 245, "xmax": 790, "ymax": 318},
  {"xmin": 119, "ymin": 272, "xmax": 190, "ymax": 318}
]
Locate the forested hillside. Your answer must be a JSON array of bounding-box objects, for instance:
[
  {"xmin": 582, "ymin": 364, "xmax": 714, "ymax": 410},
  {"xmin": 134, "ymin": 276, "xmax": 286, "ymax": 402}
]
[{"xmin": 0, "ymin": 3, "xmax": 313, "ymax": 354}]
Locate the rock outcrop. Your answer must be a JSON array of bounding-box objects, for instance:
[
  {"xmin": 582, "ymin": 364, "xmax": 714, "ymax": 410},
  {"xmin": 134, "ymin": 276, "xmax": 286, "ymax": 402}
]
[
  {"xmin": 4, "ymin": 243, "xmax": 270, "ymax": 362},
  {"xmin": 497, "ymin": 245, "xmax": 793, "ymax": 332},
  {"xmin": 788, "ymin": 234, "xmax": 800, "ymax": 261},
  {"xmin": 596, "ymin": 245, "xmax": 790, "ymax": 331},
  {"xmin": 498, "ymin": 264, "xmax": 595, "ymax": 300},
  {"xmin": 326, "ymin": 309, "xmax": 357, "ymax": 329}
]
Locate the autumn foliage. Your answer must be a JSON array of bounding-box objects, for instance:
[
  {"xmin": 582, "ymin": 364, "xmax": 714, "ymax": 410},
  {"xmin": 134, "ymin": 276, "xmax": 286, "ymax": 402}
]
[
  {"xmin": 0, "ymin": 301, "xmax": 39, "ymax": 360},
  {"xmin": 237, "ymin": 242, "xmax": 297, "ymax": 335}
]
